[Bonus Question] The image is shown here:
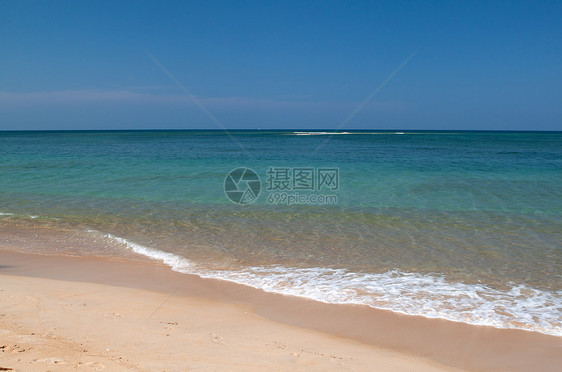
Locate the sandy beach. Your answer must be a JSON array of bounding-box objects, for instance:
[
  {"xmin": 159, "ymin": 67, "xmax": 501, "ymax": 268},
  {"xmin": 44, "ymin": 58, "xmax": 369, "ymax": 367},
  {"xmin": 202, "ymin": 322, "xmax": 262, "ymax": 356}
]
[
  {"xmin": 0, "ymin": 250, "xmax": 559, "ymax": 371},
  {"xmin": 3, "ymin": 0, "xmax": 561, "ymax": 370}
]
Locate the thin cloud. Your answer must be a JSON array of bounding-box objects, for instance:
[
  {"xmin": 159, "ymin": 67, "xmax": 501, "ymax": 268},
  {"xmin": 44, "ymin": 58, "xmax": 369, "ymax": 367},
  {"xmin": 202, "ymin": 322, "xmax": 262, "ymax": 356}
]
[
  {"xmin": 0, "ymin": 90, "xmax": 184, "ymax": 104},
  {"xmin": 0, "ymin": 89, "xmax": 404, "ymax": 112}
]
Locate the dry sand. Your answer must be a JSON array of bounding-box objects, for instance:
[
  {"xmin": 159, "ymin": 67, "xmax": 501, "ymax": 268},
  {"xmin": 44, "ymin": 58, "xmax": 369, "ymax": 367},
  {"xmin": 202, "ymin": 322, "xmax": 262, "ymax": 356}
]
[{"xmin": 0, "ymin": 250, "xmax": 560, "ymax": 371}]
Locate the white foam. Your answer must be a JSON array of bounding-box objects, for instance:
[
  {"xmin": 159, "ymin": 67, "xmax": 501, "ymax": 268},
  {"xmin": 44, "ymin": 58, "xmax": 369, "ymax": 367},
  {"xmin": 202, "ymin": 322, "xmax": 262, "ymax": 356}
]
[
  {"xmin": 0, "ymin": 212, "xmax": 61, "ymax": 220},
  {"xmin": 92, "ymin": 231, "xmax": 562, "ymax": 336},
  {"xmin": 293, "ymin": 131, "xmax": 351, "ymax": 135},
  {"xmin": 89, "ymin": 230, "xmax": 193, "ymax": 273}
]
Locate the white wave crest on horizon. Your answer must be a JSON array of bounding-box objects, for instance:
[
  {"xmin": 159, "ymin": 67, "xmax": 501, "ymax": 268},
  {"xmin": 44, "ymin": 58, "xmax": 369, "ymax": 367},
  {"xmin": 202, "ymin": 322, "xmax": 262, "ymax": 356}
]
[
  {"xmin": 95, "ymin": 230, "xmax": 561, "ymax": 337},
  {"xmin": 292, "ymin": 131, "xmax": 351, "ymax": 135}
]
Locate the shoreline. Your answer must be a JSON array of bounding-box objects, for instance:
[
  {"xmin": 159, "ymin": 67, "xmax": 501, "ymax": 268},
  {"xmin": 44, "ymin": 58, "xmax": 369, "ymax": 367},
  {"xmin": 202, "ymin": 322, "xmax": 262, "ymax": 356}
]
[
  {"xmin": 1, "ymin": 250, "xmax": 560, "ymax": 371},
  {"xmin": 2, "ymin": 217, "xmax": 559, "ymax": 337}
]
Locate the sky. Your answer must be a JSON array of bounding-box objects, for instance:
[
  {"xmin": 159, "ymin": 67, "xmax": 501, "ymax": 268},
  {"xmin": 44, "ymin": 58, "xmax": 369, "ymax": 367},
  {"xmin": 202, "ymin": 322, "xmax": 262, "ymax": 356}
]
[{"xmin": 1, "ymin": 0, "xmax": 561, "ymax": 130}]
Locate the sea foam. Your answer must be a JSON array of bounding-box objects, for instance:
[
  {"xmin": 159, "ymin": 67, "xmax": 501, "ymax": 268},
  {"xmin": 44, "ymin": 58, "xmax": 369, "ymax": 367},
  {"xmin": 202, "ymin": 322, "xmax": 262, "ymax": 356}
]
[{"xmin": 95, "ymin": 230, "xmax": 562, "ymax": 337}]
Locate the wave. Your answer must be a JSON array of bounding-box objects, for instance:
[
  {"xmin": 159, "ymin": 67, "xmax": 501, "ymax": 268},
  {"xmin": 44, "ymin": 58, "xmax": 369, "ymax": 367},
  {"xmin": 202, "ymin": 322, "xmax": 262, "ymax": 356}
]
[
  {"xmin": 292, "ymin": 131, "xmax": 351, "ymax": 135},
  {"xmin": 94, "ymin": 230, "xmax": 561, "ymax": 337},
  {"xmin": 0, "ymin": 212, "xmax": 60, "ymax": 220}
]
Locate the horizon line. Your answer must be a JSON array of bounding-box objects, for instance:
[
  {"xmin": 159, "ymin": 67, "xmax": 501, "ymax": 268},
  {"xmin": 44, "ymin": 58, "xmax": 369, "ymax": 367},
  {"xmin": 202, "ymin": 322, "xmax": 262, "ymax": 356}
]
[{"xmin": 1, "ymin": 129, "xmax": 561, "ymax": 133}]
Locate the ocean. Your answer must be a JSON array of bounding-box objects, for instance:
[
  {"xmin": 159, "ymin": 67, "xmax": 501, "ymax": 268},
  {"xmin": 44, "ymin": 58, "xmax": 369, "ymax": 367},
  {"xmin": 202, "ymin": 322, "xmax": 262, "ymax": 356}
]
[{"xmin": 0, "ymin": 130, "xmax": 560, "ymax": 336}]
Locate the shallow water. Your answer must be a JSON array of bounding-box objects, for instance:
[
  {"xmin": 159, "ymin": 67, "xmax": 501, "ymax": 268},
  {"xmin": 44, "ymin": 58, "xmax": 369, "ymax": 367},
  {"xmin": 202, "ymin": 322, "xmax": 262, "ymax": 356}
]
[{"xmin": 1, "ymin": 130, "xmax": 560, "ymax": 335}]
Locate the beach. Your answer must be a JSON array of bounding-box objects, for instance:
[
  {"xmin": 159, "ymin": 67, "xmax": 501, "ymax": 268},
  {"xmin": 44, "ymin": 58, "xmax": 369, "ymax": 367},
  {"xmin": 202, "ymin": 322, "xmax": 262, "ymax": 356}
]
[
  {"xmin": 1, "ymin": 130, "xmax": 560, "ymax": 370},
  {"xmin": 3, "ymin": 0, "xmax": 561, "ymax": 369},
  {"xmin": 1, "ymin": 249, "xmax": 560, "ymax": 371}
]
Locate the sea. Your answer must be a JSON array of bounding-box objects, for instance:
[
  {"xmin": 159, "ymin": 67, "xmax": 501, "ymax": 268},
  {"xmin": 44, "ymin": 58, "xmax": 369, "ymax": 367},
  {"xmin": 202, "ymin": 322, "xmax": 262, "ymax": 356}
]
[{"xmin": 0, "ymin": 130, "xmax": 560, "ymax": 336}]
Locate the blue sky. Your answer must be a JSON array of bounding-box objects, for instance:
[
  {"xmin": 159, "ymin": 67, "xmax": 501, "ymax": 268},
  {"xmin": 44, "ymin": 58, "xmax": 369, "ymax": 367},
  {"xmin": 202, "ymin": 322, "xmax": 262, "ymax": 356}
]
[{"xmin": 1, "ymin": 0, "xmax": 561, "ymax": 130}]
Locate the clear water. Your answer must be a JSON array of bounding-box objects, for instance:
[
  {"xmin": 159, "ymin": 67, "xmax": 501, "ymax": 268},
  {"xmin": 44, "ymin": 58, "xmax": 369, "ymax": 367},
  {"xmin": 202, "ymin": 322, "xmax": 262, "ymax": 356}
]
[{"xmin": 0, "ymin": 130, "xmax": 560, "ymax": 335}]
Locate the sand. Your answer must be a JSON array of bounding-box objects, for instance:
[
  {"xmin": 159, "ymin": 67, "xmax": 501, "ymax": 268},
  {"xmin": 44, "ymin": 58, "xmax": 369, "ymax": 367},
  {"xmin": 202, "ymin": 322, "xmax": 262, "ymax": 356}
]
[{"xmin": 0, "ymin": 250, "xmax": 560, "ymax": 371}]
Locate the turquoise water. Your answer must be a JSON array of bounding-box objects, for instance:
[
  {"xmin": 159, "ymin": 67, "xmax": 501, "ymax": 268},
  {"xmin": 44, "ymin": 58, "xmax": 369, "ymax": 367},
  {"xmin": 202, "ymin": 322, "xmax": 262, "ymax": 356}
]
[{"xmin": 1, "ymin": 130, "xmax": 561, "ymax": 335}]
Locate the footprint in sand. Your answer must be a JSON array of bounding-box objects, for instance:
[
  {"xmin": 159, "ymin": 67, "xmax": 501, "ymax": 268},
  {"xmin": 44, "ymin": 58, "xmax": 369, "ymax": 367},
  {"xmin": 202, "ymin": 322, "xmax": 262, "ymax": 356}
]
[
  {"xmin": 209, "ymin": 333, "xmax": 224, "ymax": 345},
  {"xmin": 78, "ymin": 361, "xmax": 105, "ymax": 370},
  {"xmin": 270, "ymin": 341, "xmax": 287, "ymax": 350},
  {"xmin": 0, "ymin": 345, "xmax": 13, "ymax": 352},
  {"xmin": 105, "ymin": 312, "xmax": 123, "ymax": 319},
  {"xmin": 161, "ymin": 321, "xmax": 178, "ymax": 330},
  {"xmin": 0, "ymin": 344, "xmax": 25, "ymax": 353},
  {"xmin": 35, "ymin": 357, "xmax": 66, "ymax": 364}
]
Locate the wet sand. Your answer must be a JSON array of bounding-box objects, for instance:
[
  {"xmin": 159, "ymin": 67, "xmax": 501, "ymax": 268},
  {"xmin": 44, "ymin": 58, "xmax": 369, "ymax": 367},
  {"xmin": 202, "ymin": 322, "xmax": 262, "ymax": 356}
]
[{"xmin": 0, "ymin": 250, "xmax": 560, "ymax": 371}]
